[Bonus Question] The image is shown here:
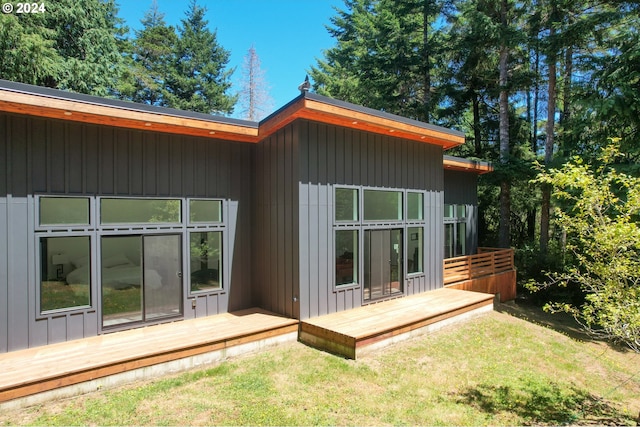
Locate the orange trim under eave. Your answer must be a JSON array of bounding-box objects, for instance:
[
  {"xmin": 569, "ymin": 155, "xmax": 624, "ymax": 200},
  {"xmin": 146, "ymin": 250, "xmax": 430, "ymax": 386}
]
[
  {"xmin": 258, "ymin": 97, "xmax": 465, "ymax": 149},
  {"xmin": 443, "ymin": 158, "xmax": 493, "ymax": 174},
  {"xmin": 0, "ymin": 92, "xmax": 260, "ymax": 143},
  {"xmin": 1, "ymin": 88, "xmax": 464, "ymax": 148}
]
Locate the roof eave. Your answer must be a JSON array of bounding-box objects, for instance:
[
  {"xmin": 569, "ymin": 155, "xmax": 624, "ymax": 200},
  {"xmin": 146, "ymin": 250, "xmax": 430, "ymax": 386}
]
[
  {"xmin": 0, "ymin": 81, "xmax": 260, "ymax": 142},
  {"xmin": 443, "ymin": 155, "xmax": 493, "ymax": 174},
  {"xmin": 259, "ymin": 92, "xmax": 465, "ymax": 149}
]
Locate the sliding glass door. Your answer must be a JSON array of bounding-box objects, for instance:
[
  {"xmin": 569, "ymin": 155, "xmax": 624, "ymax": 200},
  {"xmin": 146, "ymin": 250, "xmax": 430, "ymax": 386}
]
[{"xmin": 101, "ymin": 234, "xmax": 182, "ymax": 328}]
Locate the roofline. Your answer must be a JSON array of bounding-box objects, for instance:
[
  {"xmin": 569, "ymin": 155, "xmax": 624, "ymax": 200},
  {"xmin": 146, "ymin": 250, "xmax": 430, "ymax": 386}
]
[
  {"xmin": 0, "ymin": 80, "xmax": 464, "ymax": 148},
  {"xmin": 443, "ymin": 155, "xmax": 493, "ymax": 174},
  {"xmin": 259, "ymin": 92, "xmax": 465, "ymax": 149},
  {"xmin": 0, "ymin": 79, "xmax": 259, "ymax": 142}
]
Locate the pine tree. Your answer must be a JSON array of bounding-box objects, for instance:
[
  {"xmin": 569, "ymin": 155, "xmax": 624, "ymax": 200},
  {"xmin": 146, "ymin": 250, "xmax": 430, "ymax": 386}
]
[
  {"xmin": 164, "ymin": 0, "xmax": 236, "ymax": 115},
  {"xmin": 310, "ymin": 0, "xmax": 445, "ymax": 122},
  {"xmin": 0, "ymin": 0, "xmax": 125, "ymax": 96},
  {"xmin": 123, "ymin": 0, "xmax": 177, "ymax": 106},
  {"xmin": 238, "ymin": 45, "xmax": 273, "ymax": 121}
]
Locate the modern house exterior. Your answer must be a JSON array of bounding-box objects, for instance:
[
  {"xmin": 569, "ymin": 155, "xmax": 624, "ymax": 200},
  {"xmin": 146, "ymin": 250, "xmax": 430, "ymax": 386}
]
[{"xmin": 0, "ymin": 79, "xmax": 496, "ymax": 354}]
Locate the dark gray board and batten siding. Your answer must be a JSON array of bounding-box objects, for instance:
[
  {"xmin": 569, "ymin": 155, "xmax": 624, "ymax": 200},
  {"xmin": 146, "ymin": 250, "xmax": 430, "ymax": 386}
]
[
  {"xmin": 253, "ymin": 119, "xmax": 446, "ymax": 321},
  {"xmin": 0, "ymin": 112, "xmax": 254, "ymax": 353}
]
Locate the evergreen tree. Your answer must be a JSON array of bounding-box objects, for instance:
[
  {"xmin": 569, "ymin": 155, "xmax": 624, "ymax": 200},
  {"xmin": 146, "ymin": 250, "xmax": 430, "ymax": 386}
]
[
  {"xmin": 310, "ymin": 0, "xmax": 446, "ymax": 122},
  {"xmin": 238, "ymin": 45, "xmax": 273, "ymax": 121},
  {"xmin": 0, "ymin": 0, "xmax": 125, "ymax": 96},
  {"xmin": 164, "ymin": 0, "xmax": 236, "ymax": 115},
  {"xmin": 123, "ymin": 0, "xmax": 177, "ymax": 105}
]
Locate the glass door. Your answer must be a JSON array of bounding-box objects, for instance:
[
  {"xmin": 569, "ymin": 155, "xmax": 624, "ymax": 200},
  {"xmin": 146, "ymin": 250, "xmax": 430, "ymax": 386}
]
[
  {"xmin": 364, "ymin": 229, "xmax": 403, "ymax": 302},
  {"xmin": 101, "ymin": 234, "xmax": 182, "ymax": 328},
  {"xmin": 144, "ymin": 235, "xmax": 182, "ymax": 320}
]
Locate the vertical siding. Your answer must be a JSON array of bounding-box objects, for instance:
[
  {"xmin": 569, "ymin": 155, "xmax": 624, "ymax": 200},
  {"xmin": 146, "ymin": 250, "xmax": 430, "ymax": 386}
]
[
  {"xmin": 298, "ymin": 120, "xmax": 444, "ymax": 320},
  {"xmin": 251, "ymin": 123, "xmax": 299, "ymax": 319},
  {"xmin": 0, "ymin": 113, "xmax": 253, "ymax": 352}
]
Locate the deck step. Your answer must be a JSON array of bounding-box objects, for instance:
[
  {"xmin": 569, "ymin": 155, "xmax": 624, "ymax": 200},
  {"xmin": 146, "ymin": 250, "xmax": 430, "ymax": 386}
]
[{"xmin": 300, "ymin": 288, "xmax": 494, "ymax": 359}]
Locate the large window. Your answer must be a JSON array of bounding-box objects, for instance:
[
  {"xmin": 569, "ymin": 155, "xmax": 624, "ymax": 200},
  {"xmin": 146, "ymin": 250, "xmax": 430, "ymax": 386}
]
[
  {"xmin": 333, "ymin": 187, "xmax": 426, "ymax": 291},
  {"xmin": 36, "ymin": 196, "xmax": 226, "ymax": 319}
]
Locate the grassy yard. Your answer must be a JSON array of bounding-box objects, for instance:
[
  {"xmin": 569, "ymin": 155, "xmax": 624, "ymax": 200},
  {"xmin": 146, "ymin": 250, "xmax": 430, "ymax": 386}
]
[{"xmin": 1, "ymin": 303, "xmax": 639, "ymax": 426}]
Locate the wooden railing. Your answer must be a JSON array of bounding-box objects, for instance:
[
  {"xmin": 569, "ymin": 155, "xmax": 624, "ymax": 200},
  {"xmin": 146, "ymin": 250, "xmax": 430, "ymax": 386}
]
[{"xmin": 443, "ymin": 247, "xmax": 515, "ymax": 285}]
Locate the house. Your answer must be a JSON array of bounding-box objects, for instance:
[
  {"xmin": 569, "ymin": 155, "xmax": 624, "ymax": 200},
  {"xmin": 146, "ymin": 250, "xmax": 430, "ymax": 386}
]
[{"xmin": 0, "ymin": 79, "xmax": 505, "ymax": 355}]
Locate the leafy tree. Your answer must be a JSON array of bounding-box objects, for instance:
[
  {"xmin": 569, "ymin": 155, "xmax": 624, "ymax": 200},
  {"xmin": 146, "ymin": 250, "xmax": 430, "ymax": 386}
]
[
  {"xmin": 532, "ymin": 142, "xmax": 640, "ymax": 352},
  {"xmin": 164, "ymin": 0, "xmax": 236, "ymax": 115},
  {"xmin": 0, "ymin": 0, "xmax": 125, "ymax": 96},
  {"xmin": 238, "ymin": 45, "xmax": 273, "ymax": 121}
]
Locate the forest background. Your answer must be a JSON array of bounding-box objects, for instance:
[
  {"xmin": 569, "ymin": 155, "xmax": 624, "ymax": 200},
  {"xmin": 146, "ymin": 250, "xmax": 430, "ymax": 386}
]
[{"xmin": 1, "ymin": 0, "xmax": 638, "ymax": 350}]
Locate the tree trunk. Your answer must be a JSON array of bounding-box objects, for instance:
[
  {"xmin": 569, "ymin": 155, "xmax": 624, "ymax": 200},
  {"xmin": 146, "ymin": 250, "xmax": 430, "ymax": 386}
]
[
  {"xmin": 561, "ymin": 46, "xmax": 573, "ymax": 158},
  {"xmin": 473, "ymin": 91, "xmax": 482, "ymax": 156},
  {"xmin": 498, "ymin": 0, "xmax": 510, "ymax": 249},
  {"xmin": 422, "ymin": 1, "xmax": 431, "ymax": 122},
  {"xmin": 540, "ymin": 32, "xmax": 556, "ymax": 254}
]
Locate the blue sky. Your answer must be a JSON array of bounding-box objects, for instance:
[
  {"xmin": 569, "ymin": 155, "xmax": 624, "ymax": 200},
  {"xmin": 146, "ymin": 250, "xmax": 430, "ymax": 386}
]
[{"xmin": 116, "ymin": 0, "xmax": 340, "ymax": 117}]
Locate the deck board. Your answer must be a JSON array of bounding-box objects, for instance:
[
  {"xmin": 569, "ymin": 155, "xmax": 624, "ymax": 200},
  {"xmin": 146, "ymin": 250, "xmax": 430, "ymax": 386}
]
[
  {"xmin": 300, "ymin": 288, "xmax": 494, "ymax": 359},
  {"xmin": 0, "ymin": 308, "xmax": 298, "ymax": 404}
]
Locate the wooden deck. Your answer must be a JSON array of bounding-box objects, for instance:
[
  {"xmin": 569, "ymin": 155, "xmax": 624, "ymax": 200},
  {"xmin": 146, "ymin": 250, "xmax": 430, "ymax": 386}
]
[
  {"xmin": 1, "ymin": 289, "xmax": 497, "ymax": 407},
  {"xmin": 0, "ymin": 308, "xmax": 298, "ymax": 408},
  {"xmin": 300, "ymin": 288, "xmax": 494, "ymax": 359}
]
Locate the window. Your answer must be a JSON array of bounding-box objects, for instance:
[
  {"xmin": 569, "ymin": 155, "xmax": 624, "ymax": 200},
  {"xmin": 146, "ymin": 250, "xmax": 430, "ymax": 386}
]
[
  {"xmin": 335, "ymin": 230, "xmax": 358, "ymax": 286},
  {"xmin": 444, "ymin": 204, "xmax": 467, "ymax": 258},
  {"xmin": 407, "ymin": 227, "xmax": 423, "ymax": 274},
  {"xmin": 40, "ymin": 236, "xmax": 91, "ymax": 312},
  {"xmin": 190, "ymin": 231, "xmax": 222, "ymax": 292},
  {"xmin": 407, "ymin": 192, "xmax": 424, "ymax": 221},
  {"xmin": 36, "ymin": 196, "xmax": 226, "ymax": 319},
  {"xmin": 101, "ymin": 198, "xmax": 181, "ymax": 224},
  {"xmin": 333, "ymin": 187, "xmax": 427, "ymax": 291},
  {"xmin": 190, "ymin": 200, "xmax": 222, "ymax": 223},
  {"xmin": 363, "ymin": 190, "xmax": 402, "ymax": 221},
  {"xmin": 444, "ymin": 204, "xmax": 454, "ymax": 218},
  {"xmin": 40, "ymin": 197, "xmax": 90, "ymax": 226},
  {"xmin": 335, "ymin": 188, "xmax": 358, "ymax": 222}
]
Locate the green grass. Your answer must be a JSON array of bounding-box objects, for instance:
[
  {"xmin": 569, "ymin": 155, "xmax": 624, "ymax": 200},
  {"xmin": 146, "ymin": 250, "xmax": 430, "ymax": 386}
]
[{"xmin": 2, "ymin": 304, "xmax": 639, "ymax": 426}]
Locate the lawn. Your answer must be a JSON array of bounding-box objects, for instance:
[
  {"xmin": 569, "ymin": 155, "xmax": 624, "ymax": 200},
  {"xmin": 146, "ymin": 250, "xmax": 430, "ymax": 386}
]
[{"xmin": 1, "ymin": 303, "xmax": 639, "ymax": 426}]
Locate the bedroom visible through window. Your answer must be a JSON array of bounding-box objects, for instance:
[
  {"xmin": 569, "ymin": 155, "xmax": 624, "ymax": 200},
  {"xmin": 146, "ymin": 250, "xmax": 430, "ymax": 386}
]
[{"xmin": 40, "ymin": 236, "xmax": 91, "ymax": 313}]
